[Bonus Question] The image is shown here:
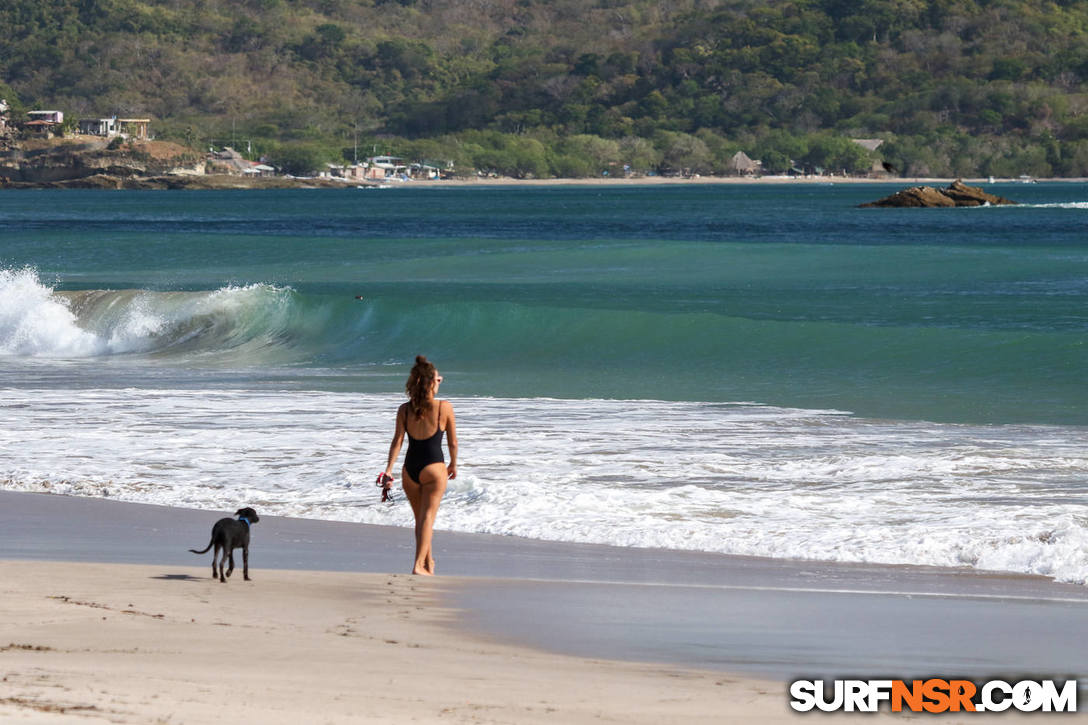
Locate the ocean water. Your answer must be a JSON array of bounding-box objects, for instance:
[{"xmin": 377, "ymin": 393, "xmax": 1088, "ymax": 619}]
[{"xmin": 1, "ymin": 183, "xmax": 1086, "ymax": 583}]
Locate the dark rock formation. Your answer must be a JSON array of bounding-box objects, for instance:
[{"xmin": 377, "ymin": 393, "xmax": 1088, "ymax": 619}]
[
  {"xmin": 860, "ymin": 180, "xmax": 1017, "ymax": 207},
  {"xmin": 0, "ymin": 137, "xmax": 202, "ymax": 184},
  {"xmin": 941, "ymin": 180, "xmax": 1017, "ymax": 206},
  {"xmin": 1, "ymin": 173, "xmax": 363, "ymax": 190},
  {"xmin": 862, "ymin": 185, "xmax": 956, "ymax": 207},
  {"xmin": 54, "ymin": 174, "xmax": 126, "ymax": 189}
]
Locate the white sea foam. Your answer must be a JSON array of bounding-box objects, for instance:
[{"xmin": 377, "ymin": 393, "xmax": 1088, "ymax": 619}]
[
  {"xmin": 970, "ymin": 201, "xmax": 1088, "ymax": 211},
  {"xmin": 965, "ymin": 201, "xmax": 1088, "ymax": 211},
  {"xmin": 1019, "ymin": 202, "xmax": 1088, "ymax": 209},
  {"xmin": 0, "ymin": 268, "xmax": 100, "ymax": 356},
  {"xmin": 2, "ymin": 387, "xmax": 1086, "ymax": 584}
]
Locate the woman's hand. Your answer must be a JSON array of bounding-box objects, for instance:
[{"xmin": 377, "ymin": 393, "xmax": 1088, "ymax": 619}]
[
  {"xmin": 447, "ymin": 462, "xmax": 457, "ymax": 479},
  {"xmin": 377, "ymin": 472, "xmax": 395, "ymax": 502}
]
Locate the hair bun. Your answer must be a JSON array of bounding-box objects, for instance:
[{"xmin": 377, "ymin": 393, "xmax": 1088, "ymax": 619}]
[{"xmin": 415, "ymin": 355, "xmax": 428, "ymax": 365}]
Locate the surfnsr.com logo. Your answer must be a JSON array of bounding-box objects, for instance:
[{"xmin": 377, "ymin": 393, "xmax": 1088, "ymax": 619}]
[{"xmin": 789, "ymin": 679, "xmax": 1078, "ymax": 713}]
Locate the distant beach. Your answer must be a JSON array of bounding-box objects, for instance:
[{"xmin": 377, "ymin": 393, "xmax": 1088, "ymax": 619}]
[
  {"xmin": 403, "ymin": 174, "xmax": 1088, "ymax": 187},
  {"xmin": 5, "ymin": 167, "xmax": 1086, "ymax": 190}
]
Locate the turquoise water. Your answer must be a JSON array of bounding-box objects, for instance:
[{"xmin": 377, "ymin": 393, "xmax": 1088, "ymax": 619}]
[
  {"xmin": 2, "ymin": 183, "xmax": 1088, "ymax": 582},
  {"xmin": 2, "ymin": 183, "xmax": 1085, "ymax": 425}
]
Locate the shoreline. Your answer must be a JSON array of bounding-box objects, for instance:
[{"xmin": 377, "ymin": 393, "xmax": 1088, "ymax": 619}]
[
  {"xmin": 400, "ymin": 174, "xmax": 1088, "ymax": 188},
  {"xmin": 5, "ymin": 490, "xmax": 1086, "ymax": 595},
  {"xmin": 1, "ymin": 171, "xmax": 1086, "ymax": 190},
  {"xmin": 3, "ymin": 489, "xmax": 1087, "ymax": 722}
]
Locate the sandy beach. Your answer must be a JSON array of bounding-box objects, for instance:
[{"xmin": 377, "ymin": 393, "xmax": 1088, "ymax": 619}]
[
  {"xmin": 3, "ymin": 561, "xmax": 783, "ymax": 724},
  {"xmin": 12, "ymin": 164, "xmax": 1084, "ymax": 189},
  {"xmin": 2, "ymin": 491, "xmax": 1086, "ymax": 723},
  {"xmin": 385, "ymin": 174, "xmax": 1088, "ymax": 188}
]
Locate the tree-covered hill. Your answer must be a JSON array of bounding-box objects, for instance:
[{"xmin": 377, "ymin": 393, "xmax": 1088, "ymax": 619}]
[{"xmin": 2, "ymin": 0, "xmax": 1087, "ymax": 177}]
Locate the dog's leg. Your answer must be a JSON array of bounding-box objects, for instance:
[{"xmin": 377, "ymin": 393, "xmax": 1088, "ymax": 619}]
[
  {"xmin": 211, "ymin": 544, "xmax": 220, "ymax": 580},
  {"xmin": 242, "ymin": 545, "xmax": 251, "ymax": 581},
  {"xmin": 226, "ymin": 549, "xmax": 235, "ymax": 579},
  {"xmin": 217, "ymin": 545, "xmax": 228, "ymax": 583}
]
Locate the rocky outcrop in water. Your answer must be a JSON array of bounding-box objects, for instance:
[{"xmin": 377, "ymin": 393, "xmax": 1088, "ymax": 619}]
[{"xmin": 860, "ymin": 180, "xmax": 1017, "ymax": 207}]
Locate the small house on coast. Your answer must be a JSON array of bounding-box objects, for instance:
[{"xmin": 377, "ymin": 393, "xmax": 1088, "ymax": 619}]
[
  {"xmin": 357, "ymin": 156, "xmax": 453, "ymax": 181},
  {"xmin": 78, "ymin": 116, "xmax": 152, "ymax": 140},
  {"xmin": 411, "ymin": 159, "xmax": 454, "ymax": 180},
  {"xmin": 118, "ymin": 118, "xmax": 150, "ymax": 140},
  {"xmin": 78, "ymin": 117, "xmax": 119, "ymax": 137},
  {"xmin": 728, "ymin": 151, "xmax": 762, "ymax": 176},
  {"xmin": 366, "ymin": 155, "xmax": 408, "ymax": 180},
  {"xmin": 244, "ymin": 163, "xmax": 275, "ymax": 177},
  {"xmin": 27, "ymin": 110, "xmax": 63, "ymax": 124},
  {"xmin": 24, "ymin": 110, "xmax": 64, "ymax": 137},
  {"xmin": 343, "ymin": 164, "xmax": 368, "ymax": 180}
]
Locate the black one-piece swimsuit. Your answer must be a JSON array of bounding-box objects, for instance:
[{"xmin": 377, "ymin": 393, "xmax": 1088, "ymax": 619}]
[{"xmin": 404, "ymin": 405, "xmax": 444, "ymax": 481}]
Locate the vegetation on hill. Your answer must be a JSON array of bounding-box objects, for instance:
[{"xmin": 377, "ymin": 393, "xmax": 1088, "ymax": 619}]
[{"xmin": 2, "ymin": 0, "xmax": 1087, "ymax": 177}]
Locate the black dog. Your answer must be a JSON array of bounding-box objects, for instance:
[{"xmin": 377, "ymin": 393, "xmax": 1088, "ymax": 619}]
[{"xmin": 188, "ymin": 508, "xmax": 259, "ymax": 583}]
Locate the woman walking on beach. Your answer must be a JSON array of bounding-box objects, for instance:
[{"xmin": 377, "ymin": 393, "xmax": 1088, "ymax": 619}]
[{"xmin": 380, "ymin": 355, "xmax": 458, "ymax": 575}]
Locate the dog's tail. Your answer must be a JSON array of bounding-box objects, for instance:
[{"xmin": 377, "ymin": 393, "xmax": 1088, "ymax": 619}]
[{"xmin": 189, "ymin": 539, "xmax": 214, "ymax": 555}]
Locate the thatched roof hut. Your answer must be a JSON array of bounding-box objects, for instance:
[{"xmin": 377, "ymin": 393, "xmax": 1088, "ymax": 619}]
[{"xmin": 728, "ymin": 150, "xmax": 761, "ymax": 175}]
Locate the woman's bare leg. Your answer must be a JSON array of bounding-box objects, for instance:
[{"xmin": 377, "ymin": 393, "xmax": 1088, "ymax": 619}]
[
  {"xmin": 401, "ymin": 467, "xmax": 422, "ymax": 521},
  {"xmin": 401, "ymin": 470, "xmax": 430, "ymax": 573},
  {"xmin": 412, "ymin": 463, "xmax": 448, "ymax": 575}
]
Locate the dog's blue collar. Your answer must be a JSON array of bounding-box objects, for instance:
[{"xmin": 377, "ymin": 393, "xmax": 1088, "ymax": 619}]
[{"xmin": 239, "ymin": 517, "xmax": 250, "ymax": 527}]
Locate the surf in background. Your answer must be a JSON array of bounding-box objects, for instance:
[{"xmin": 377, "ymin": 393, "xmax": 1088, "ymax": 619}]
[
  {"xmin": 0, "ymin": 267, "xmax": 313, "ymax": 359},
  {"xmin": 1, "ymin": 253, "xmax": 1085, "ymax": 424}
]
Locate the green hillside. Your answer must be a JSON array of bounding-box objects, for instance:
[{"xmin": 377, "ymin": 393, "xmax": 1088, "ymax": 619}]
[{"xmin": 2, "ymin": 0, "xmax": 1087, "ymax": 176}]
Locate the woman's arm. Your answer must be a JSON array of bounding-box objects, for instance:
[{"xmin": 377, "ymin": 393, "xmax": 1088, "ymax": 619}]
[
  {"xmin": 384, "ymin": 404, "xmax": 406, "ymax": 478},
  {"xmin": 444, "ymin": 401, "xmax": 458, "ymax": 479}
]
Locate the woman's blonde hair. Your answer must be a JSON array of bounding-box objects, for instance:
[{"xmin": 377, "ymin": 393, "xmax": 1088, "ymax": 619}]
[{"xmin": 405, "ymin": 355, "xmax": 438, "ymax": 418}]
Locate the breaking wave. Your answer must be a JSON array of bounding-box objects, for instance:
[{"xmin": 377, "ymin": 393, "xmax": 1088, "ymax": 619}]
[{"xmin": 0, "ymin": 267, "xmax": 343, "ymax": 363}]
